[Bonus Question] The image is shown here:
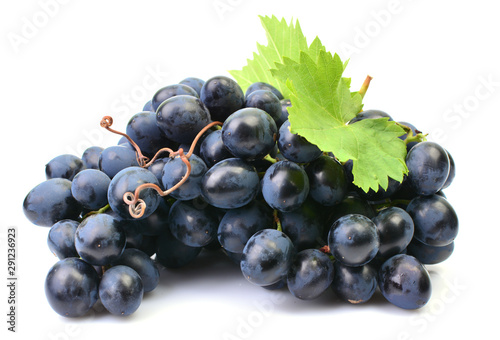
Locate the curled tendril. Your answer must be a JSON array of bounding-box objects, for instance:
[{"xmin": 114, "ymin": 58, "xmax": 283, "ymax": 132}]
[{"xmin": 101, "ymin": 119, "xmax": 222, "ymax": 219}]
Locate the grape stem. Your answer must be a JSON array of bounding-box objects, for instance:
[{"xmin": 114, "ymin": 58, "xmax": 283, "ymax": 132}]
[
  {"xmin": 100, "ymin": 117, "xmax": 223, "ymax": 219},
  {"xmin": 372, "ymin": 199, "xmax": 411, "ymax": 212},
  {"xmin": 100, "ymin": 116, "xmax": 150, "ymax": 166},
  {"xmin": 273, "ymin": 210, "xmax": 282, "ymax": 232},
  {"xmin": 80, "ymin": 204, "xmax": 110, "ymax": 221},
  {"xmin": 358, "ymin": 75, "xmax": 373, "ymax": 100}
]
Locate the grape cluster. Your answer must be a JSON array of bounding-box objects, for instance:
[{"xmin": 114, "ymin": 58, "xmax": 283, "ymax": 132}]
[{"xmin": 23, "ymin": 75, "xmax": 458, "ymax": 317}]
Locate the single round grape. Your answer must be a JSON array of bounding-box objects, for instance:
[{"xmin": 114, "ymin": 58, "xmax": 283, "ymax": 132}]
[
  {"xmin": 168, "ymin": 200, "xmax": 219, "ymax": 247},
  {"xmin": 155, "ymin": 228, "xmax": 202, "ymax": 268},
  {"xmin": 245, "ymin": 81, "xmax": 284, "ymax": 100},
  {"xmin": 200, "ymin": 129, "xmax": 233, "ymax": 167},
  {"xmin": 218, "ymin": 200, "xmax": 274, "ymax": 253},
  {"xmin": 99, "ymin": 265, "xmax": 144, "ymax": 316},
  {"xmin": 240, "ymin": 229, "xmax": 296, "ymax": 286},
  {"xmin": 200, "ymin": 76, "xmax": 244, "ymax": 122},
  {"xmin": 407, "ymin": 238, "xmax": 454, "ymax": 265},
  {"xmin": 372, "ymin": 207, "xmax": 414, "ymax": 258},
  {"xmin": 23, "ymin": 178, "xmax": 81, "ymax": 227},
  {"xmin": 47, "ymin": 219, "xmax": 79, "ymax": 259},
  {"xmin": 45, "ymin": 154, "xmax": 84, "ymax": 180},
  {"xmin": 151, "ymin": 83, "xmax": 199, "ymax": 112},
  {"xmin": 378, "ymin": 254, "xmax": 431, "ymax": 309},
  {"xmin": 305, "ymin": 155, "xmax": 348, "ymax": 206},
  {"xmin": 71, "ymin": 169, "xmax": 111, "ymax": 210},
  {"xmin": 348, "ymin": 109, "xmax": 393, "ymax": 124},
  {"xmin": 75, "ymin": 214, "xmax": 126, "ymax": 266},
  {"xmin": 278, "ymin": 120, "xmax": 322, "ymax": 163},
  {"xmin": 81, "ymin": 146, "xmax": 104, "ymax": 170},
  {"xmin": 244, "ymin": 89, "xmax": 282, "ymax": 122},
  {"xmin": 107, "ymin": 166, "xmax": 161, "ymax": 220},
  {"xmin": 111, "ymin": 248, "xmax": 159, "ymax": 293},
  {"xmin": 45, "ymin": 258, "xmax": 99, "ymax": 317},
  {"xmin": 406, "ymin": 194, "xmax": 458, "ymax": 246},
  {"xmin": 156, "ymin": 95, "xmax": 212, "ymax": 144},
  {"xmin": 99, "ymin": 145, "xmax": 139, "ymax": 179},
  {"xmin": 261, "ymin": 160, "xmax": 309, "ymax": 212},
  {"xmin": 441, "ymin": 150, "xmax": 455, "ymax": 189},
  {"xmin": 279, "ymin": 199, "xmax": 324, "ymax": 251},
  {"xmin": 126, "ymin": 111, "xmax": 174, "ymax": 157},
  {"xmin": 221, "ymin": 108, "xmax": 277, "ymax": 161},
  {"xmin": 406, "ymin": 141, "xmax": 450, "ymax": 196},
  {"xmin": 332, "ymin": 262, "xmax": 377, "ymax": 304},
  {"xmin": 179, "ymin": 77, "xmax": 205, "ymax": 96},
  {"xmin": 328, "ymin": 214, "xmax": 379, "ymax": 267},
  {"xmin": 162, "ymin": 154, "xmax": 207, "ymax": 200},
  {"xmin": 287, "ymin": 249, "xmax": 334, "ymax": 300},
  {"xmin": 201, "ymin": 158, "xmax": 260, "ymax": 209}
]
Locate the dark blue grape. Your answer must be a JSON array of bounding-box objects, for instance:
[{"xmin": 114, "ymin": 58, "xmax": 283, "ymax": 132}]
[
  {"xmin": 140, "ymin": 198, "xmax": 170, "ymax": 236},
  {"xmin": 99, "ymin": 145, "xmax": 139, "ymax": 179},
  {"xmin": 279, "ymin": 199, "xmax": 324, "ymax": 251},
  {"xmin": 261, "ymin": 161, "xmax": 309, "ymax": 212},
  {"xmin": 332, "ymin": 262, "xmax": 377, "ymax": 304},
  {"xmin": 99, "ymin": 265, "xmax": 143, "ymax": 316},
  {"xmin": 75, "ymin": 214, "xmax": 126, "ymax": 265},
  {"xmin": 287, "ymin": 249, "xmax": 334, "ymax": 300},
  {"xmin": 277, "ymin": 99, "xmax": 291, "ymax": 128},
  {"xmin": 278, "ymin": 120, "xmax": 322, "ymax": 163},
  {"xmin": 407, "ymin": 238, "xmax": 454, "ymax": 265},
  {"xmin": 200, "ymin": 129, "xmax": 233, "ymax": 167},
  {"xmin": 441, "ymin": 150, "xmax": 455, "ymax": 189},
  {"xmin": 244, "ymin": 90, "xmax": 282, "ymax": 122},
  {"xmin": 81, "ymin": 146, "xmax": 104, "ymax": 170},
  {"xmin": 201, "ymin": 158, "xmax": 260, "ymax": 209},
  {"xmin": 107, "ymin": 166, "xmax": 161, "ymax": 220},
  {"xmin": 156, "ymin": 95, "xmax": 212, "ymax": 144},
  {"xmin": 245, "ymin": 82, "xmax": 284, "ymax": 100},
  {"xmin": 221, "ymin": 108, "xmax": 277, "ymax": 161},
  {"xmin": 151, "ymin": 84, "xmax": 199, "ymax": 112},
  {"xmin": 200, "ymin": 76, "xmax": 244, "ymax": 122},
  {"xmin": 155, "ymin": 228, "xmax": 202, "ymax": 268},
  {"xmin": 162, "ymin": 154, "xmax": 207, "ymax": 200},
  {"xmin": 240, "ymin": 229, "xmax": 296, "ymax": 286},
  {"xmin": 305, "ymin": 155, "xmax": 348, "ymax": 206},
  {"xmin": 356, "ymin": 177, "xmax": 402, "ymax": 201},
  {"xmin": 45, "ymin": 258, "xmax": 99, "ymax": 317},
  {"xmin": 126, "ymin": 111, "xmax": 174, "ymax": 157},
  {"xmin": 111, "ymin": 248, "xmax": 159, "ymax": 293},
  {"xmin": 106, "ymin": 209, "xmax": 144, "ymax": 249},
  {"xmin": 348, "ymin": 109, "xmax": 393, "ymax": 124},
  {"xmin": 47, "ymin": 220, "xmax": 79, "ymax": 259},
  {"xmin": 218, "ymin": 200, "xmax": 274, "ymax": 253},
  {"xmin": 378, "ymin": 254, "xmax": 431, "ymax": 309},
  {"xmin": 328, "ymin": 214, "xmax": 379, "ymax": 267},
  {"xmin": 406, "ymin": 194, "xmax": 458, "ymax": 246},
  {"xmin": 406, "ymin": 141, "xmax": 450, "ymax": 196},
  {"xmin": 143, "ymin": 100, "xmax": 154, "ymax": 112},
  {"xmin": 23, "ymin": 178, "xmax": 81, "ymax": 227},
  {"xmin": 168, "ymin": 199, "xmax": 219, "ymax": 247},
  {"xmin": 71, "ymin": 169, "xmax": 110, "ymax": 210},
  {"xmin": 325, "ymin": 196, "xmax": 375, "ymax": 231},
  {"xmin": 373, "ymin": 207, "xmax": 414, "ymax": 258},
  {"xmin": 45, "ymin": 154, "xmax": 84, "ymax": 180},
  {"xmin": 147, "ymin": 157, "xmax": 170, "ymax": 187},
  {"xmin": 179, "ymin": 77, "xmax": 205, "ymax": 96}
]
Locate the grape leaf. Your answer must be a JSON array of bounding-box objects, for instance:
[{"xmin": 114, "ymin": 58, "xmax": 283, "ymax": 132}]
[
  {"xmin": 230, "ymin": 16, "xmax": 408, "ymax": 192},
  {"xmin": 229, "ymin": 15, "xmax": 320, "ymax": 97}
]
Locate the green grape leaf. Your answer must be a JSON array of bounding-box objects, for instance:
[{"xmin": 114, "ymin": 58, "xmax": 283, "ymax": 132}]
[{"xmin": 230, "ymin": 16, "xmax": 408, "ymax": 192}]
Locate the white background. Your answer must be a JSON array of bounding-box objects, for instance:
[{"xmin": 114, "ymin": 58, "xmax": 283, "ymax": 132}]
[{"xmin": 1, "ymin": 0, "xmax": 498, "ymax": 339}]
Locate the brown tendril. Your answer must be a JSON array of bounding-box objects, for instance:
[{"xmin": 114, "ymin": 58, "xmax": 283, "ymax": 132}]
[
  {"xmin": 114, "ymin": 120, "xmax": 222, "ymax": 219},
  {"xmin": 100, "ymin": 116, "xmax": 150, "ymax": 166}
]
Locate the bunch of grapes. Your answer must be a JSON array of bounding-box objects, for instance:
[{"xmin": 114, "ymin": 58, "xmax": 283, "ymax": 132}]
[{"xmin": 23, "ymin": 75, "xmax": 458, "ymax": 317}]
